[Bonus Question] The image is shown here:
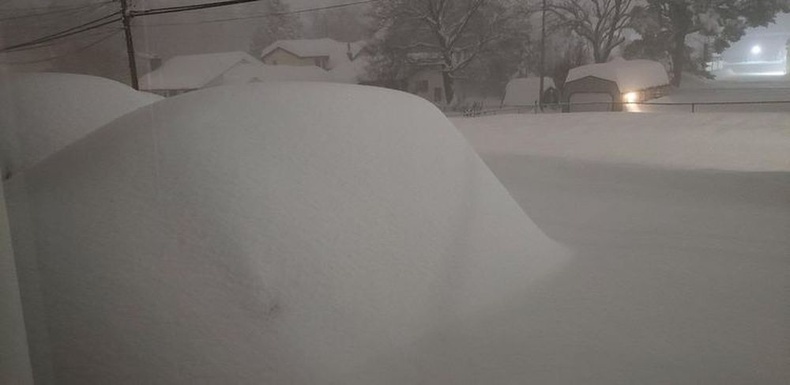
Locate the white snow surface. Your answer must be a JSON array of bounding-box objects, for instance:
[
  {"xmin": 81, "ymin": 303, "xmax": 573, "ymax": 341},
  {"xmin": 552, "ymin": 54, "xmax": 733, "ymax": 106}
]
[
  {"xmin": 7, "ymin": 83, "xmax": 569, "ymax": 384},
  {"xmin": 503, "ymin": 77, "xmax": 556, "ymax": 106},
  {"xmin": 567, "ymin": 59, "xmax": 669, "ymax": 92},
  {"xmin": 217, "ymin": 63, "xmax": 333, "ymax": 85},
  {"xmin": 0, "ymin": 72, "xmax": 162, "ymax": 176},
  {"xmin": 138, "ymin": 51, "xmax": 260, "ymax": 91},
  {"xmin": 453, "ymin": 113, "xmax": 790, "ymax": 172},
  {"xmin": 454, "ymin": 112, "xmax": 790, "ymax": 385}
]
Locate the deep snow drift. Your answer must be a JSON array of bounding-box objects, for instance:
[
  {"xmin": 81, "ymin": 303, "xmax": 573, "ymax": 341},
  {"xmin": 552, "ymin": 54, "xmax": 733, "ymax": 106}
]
[
  {"xmin": 0, "ymin": 73, "xmax": 162, "ymax": 176},
  {"xmin": 454, "ymin": 112, "xmax": 790, "ymax": 384},
  {"xmin": 7, "ymin": 83, "xmax": 568, "ymax": 384}
]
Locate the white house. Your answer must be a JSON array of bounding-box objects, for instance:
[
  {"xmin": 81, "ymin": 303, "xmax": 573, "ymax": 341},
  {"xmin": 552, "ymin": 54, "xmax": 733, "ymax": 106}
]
[
  {"xmin": 216, "ymin": 63, "xmax": 333, "ymax": 86},
  {"xmin": 139, "ymin": 51, "xmax": 342, "ymax": 96},
  {"xmin": 259, "ymin": 38, "xmax": 365, "ymax": 71},
  {"xmin": 259, "ymin": 38, "xmax": 372, "ymax": 85}
]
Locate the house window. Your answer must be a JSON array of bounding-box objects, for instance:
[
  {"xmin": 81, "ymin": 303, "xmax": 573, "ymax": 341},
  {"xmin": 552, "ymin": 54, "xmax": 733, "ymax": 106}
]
[
  {"xmin": 417, "ymin": 80, "xmax": 429, "ymax": 93},
  {"xmin": 434, "ymin": 87, "xmax": 443, "ymax": 102}
]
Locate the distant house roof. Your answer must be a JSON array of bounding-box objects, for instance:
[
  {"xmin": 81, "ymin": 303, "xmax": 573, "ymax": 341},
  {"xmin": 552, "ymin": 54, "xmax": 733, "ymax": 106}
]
[
  {"xmin": 259, "ymin": 38, "xmax": 365, "ymax": 69},
  {"xmin": 139, "ymin": 51, "xmax": 260, "ymax": 91},
  {"xmin": 214, "ymin": 63, "xmax": 333, "ymax": 86},
  {"xmin": 567, "ymin": 59, "xmax": 669, "ymax": 92}
]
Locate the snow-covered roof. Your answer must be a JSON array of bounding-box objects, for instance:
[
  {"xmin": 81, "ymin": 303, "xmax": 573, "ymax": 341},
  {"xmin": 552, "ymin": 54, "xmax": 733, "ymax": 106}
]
[
  {"xmin": 215, "ymin": 63, "xmax": 333, "ymax": 86},
  {"xmin": 259, "ymin": 38, "xmax": 365, "ymax": 69},
  {"xmin": 0, "ymin": 72, "xmax": 162, "ymax": 175},
  {"xmin": 567, "ymin": 59, "xmax": 669, "ymax": 92},
  {"xmin": 139, "ymin": 51, "xmax": 261, "ymax": 91},
  {"xmin": 503, "ymin": 78, "xmax": 556, "ymax": 106}
]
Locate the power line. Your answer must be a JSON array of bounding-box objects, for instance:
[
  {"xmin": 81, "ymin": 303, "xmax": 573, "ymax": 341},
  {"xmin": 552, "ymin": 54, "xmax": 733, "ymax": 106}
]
[
  {"xmin": 0, "ymin": 1, "xmax": 115, "ymax": 22},
  {"xmin": 0, "ymin": 11, "xmax": 121, "ymax": 52},
  {"xmin": 2, "ymin": 25, "xmax": 118, "ymax": 53},
  {"xmin": 0, "ymin": 1, "xmax": 115, "ymax": 12},
  {"xmin": 141, "ymin": 0, "xmax": 379, "ymax": 27},
  {"xmin": 130, "ymin": 0, "xmax": 265, "ymax": 17},
  {"xmin": 0, "ymin": 29, "xmax": 122, "ymax": 65}
]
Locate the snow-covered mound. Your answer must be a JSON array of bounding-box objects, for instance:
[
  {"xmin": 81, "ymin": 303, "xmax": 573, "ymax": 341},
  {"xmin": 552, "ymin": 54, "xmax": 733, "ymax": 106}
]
[
  {"xmin": 7, "ymin": 83, "xmax": 568, "ymax": 384},
  {"xmin": 0, "ymin": 72, "xmax": 162, "ymax": 176},
  {"xmin": 453, "ymin": 113, "xmax": 790, "ymax": 172},
  {"xmin": 503, "ymin": 77, "xmax": 555, "ymax": 106},
  {"xmin": 567, "ymin": 59, "xmax": 669, "ymax": 92}
]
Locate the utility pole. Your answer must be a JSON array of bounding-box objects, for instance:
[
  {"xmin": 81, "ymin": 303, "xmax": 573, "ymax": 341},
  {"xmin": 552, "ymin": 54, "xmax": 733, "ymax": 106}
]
[
  {"xmin": 120, "ymin": 0, "xmax": 139, "ymax": 90},
  {"xmin": 538, "ymin": 0, "xmax": 546, "ymax": 111}
]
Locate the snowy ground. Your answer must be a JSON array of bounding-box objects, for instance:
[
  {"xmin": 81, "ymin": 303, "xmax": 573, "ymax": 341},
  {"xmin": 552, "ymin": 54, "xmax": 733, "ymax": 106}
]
[
  {"xmin": 630, "ymin": 74, "xmax": 790, "ymax": 113},
  {"xmin": 3, "ymin": 77, "xmax": 789, "ymax": 384},
  {"xmin": 453, "ymin": 112, "xmax": 790, "ymax": 384}
]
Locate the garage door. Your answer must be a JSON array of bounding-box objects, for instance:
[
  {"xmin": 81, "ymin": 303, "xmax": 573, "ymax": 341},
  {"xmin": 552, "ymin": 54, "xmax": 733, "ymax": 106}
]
[{"xmin": 569, "ymin": 92, "xmax": 613, "ymax": 112}]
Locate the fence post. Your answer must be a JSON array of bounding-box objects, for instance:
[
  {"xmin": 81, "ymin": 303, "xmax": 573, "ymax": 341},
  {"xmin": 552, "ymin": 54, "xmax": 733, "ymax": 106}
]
[{"xmin": 691, "ymin": 103, "xmax": 696, "ymax": 113}]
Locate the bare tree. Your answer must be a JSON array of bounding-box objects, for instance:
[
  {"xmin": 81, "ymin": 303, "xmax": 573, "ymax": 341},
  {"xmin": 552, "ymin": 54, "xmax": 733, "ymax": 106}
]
[
  {"xmin": 549, "ymin": 0, "xmax": 633, "ymax": 63},
  {"xmin": 371, "ymin": 0, "xmax": 517, "ymax": 104}
]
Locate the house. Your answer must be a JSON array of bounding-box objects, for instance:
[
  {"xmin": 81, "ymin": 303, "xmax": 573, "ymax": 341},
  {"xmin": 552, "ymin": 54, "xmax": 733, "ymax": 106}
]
[
  {"xmin": 259, "ymin": 38, "xmax": 365, "ymax": 71},
  {"xmin": 562, "ymin": 59, "xmax": 670, "ymax": 112},
  {"xmin": 139, "ymin": 52, "xmax": 261, "ymax": 97},
  {"xmin": 216, "ymin": 63, "xmax": 333, "ymax": 86},
  {"xmin": 408, "ymin": 69, "xmax": 447, "ymax": 104}
]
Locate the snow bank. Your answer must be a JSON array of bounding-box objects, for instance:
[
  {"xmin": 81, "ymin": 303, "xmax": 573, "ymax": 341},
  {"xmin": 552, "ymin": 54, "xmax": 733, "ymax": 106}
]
[
  {"xmin": 567, "ymin": 59, "xmax": 669, "ymax": 92},
  {"xmin": 453, "ymin": 113, "xmax": 790, "ymax": 172},
  {"xmin": 7, "ymin": 83, "xmax": 568, "ymax": 384},
  {"xmin": 0, "ymin": 72, "xmax": 162, "ymax": 176},
  {"xmin": 453, "ymin": 113, "xmax": 790, "ymax": 385},
  {"xmin": 503, "ymin": 77, "xmax": 555, "ymax": 106}
]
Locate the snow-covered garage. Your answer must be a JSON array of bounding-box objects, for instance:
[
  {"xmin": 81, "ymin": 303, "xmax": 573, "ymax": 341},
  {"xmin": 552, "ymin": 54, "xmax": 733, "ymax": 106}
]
[{"xmin": 562, "ymin": 59, "xmax": 670, "ymax": 112}]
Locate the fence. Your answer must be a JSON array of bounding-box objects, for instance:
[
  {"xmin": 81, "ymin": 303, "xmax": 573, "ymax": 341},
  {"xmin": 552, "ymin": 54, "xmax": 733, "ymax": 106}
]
[{"xmin": 457, "ymin": 100, "xmax": 790, "ymax": 117}]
